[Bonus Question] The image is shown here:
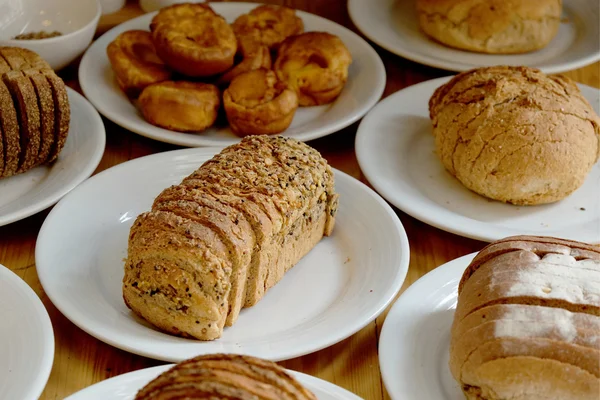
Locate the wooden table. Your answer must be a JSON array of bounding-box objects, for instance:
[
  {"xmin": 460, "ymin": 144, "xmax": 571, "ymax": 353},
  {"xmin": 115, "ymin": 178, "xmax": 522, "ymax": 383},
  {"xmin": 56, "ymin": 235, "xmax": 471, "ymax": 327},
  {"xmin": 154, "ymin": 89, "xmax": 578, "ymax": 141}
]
[{"xmin": 1, "ymin": 1, "xmax": 598, "ymax": 399}]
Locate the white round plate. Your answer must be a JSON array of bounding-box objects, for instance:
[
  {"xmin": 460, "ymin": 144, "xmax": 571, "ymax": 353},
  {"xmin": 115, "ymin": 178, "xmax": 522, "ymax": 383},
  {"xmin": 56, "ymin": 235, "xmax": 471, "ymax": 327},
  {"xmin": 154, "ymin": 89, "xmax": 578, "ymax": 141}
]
[
  {"xmin": 78, "ymin": 2, "xmax": 386, "ymax": 147},
  {"xmin": 36, "ymin": 147, "xmax": 409, "ymax": 362},
  {"xmin": 65, "ymin": 364, "xmax": 363, "ymax": 400},
  {"xmin": 355, "ymin": 76, "xmax": 600, "ymax": 243},
  {"xmin": 0, "ymin": 87, "xmax": 106, "ymax": 226},
  {"xmin": 379, "ymin": 253, "xmax": 476, "ymax": 400},
  {"xmin": 348, "ymin": 0, "xmax": 600, "ymax": 74},
  {"xmin": 0, "ymin": 264, "xmax": 55, "ymax": 400}
]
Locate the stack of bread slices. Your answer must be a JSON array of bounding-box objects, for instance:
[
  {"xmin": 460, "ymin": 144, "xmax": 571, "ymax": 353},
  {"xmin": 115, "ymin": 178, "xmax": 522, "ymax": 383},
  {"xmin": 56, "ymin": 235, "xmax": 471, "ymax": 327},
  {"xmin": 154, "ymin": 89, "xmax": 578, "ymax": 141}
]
[{"xmin": 0, "ymin": 46, "xmax": 70, "ymax": 178}]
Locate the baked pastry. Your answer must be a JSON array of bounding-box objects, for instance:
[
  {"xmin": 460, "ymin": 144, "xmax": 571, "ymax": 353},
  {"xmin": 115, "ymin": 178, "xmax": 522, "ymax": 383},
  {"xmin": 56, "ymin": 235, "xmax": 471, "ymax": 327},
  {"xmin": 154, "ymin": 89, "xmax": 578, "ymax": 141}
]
[
  {"xmin": 135, "ymin": 354, "xmax": 317, "ymax": 399},
  {"xmin": 123, "ymin": 136, "xmax": 338, "ymax": 340},
  {"xmin": 449, "ymin": 235, "xmax": 600, "ymax": 400},
  {"xmin": 138, "ymin": 81, "xmax": 220, "ymax": 132},
  {"xmin": 274, "ymin": 32, "xmax": 352, "ymax": 106},
  {"xmin": 223, "ymin": 68, "xmax": 298, "ymax": 136},
  {"xmin": 217, "ymin": 36, "xmax": 271, "ymax": 85},
  {"xmin": 150, "ymin": 3, "xmax": 237, "ymax": 77},
  {"xmin": 232, "ymin": 5, "xmax": 304, "ymax": 49},
  {"xmin": 106, "ymin": 30, "xmax": 172, "ymax": 98},
  {"xmin": 416, "ymin": 0, "xmax": 562, "ymax": 54},
  {"xmin": 429, "ymin": 66, "xmax": 600, "ymax": 205}
]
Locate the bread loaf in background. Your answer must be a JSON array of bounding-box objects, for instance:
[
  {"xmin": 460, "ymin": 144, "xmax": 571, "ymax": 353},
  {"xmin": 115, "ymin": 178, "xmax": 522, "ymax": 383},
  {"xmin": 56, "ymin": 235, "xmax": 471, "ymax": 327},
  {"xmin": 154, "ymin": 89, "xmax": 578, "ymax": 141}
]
[
  {"xmin": 416, "ymin": 0, "xmax": 562, "ymax": 54},
  {"xmin": 123, "ymin": 136, "xmax": 339, "ymax": 340},
  {"xmin": 449, "ymin": 235, "xmax": 600, "ymax": 400}
]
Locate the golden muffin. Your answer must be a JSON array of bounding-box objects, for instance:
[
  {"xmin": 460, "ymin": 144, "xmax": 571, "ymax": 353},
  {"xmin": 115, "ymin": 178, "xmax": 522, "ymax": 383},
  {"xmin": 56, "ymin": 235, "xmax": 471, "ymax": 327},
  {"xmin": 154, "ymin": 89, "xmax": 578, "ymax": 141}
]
[
  {"xmin": 274, "ymin": 32, "xmax": 352, "ymax": 106},
  {"xmin": 218, "ymin": 36, "xmax": 271, "ymax": 85},
  {"xmin": 138, "ymin": 81, "xmax": 220, "ymax": 132},
  {"xmin": 107, "ymin": 30, "xmax": 172, "ymax": 98},
  {"xmin": 223, "ymin": 68, "xmax": 298, "ymax": 136},
  {"xmin": 416, "ymin": 0, "xmax": 562, "ymax": 54},
  {"xmin": 150, "ymin": 3, "xmax": 237, "ymax": 77},
  {"xmin": 232, "ymin": 5, "xmax": 304, "ymax": 49},
  {"xmin": 429, "ymin": 66, "xmax": 600, "ymax": 205}
]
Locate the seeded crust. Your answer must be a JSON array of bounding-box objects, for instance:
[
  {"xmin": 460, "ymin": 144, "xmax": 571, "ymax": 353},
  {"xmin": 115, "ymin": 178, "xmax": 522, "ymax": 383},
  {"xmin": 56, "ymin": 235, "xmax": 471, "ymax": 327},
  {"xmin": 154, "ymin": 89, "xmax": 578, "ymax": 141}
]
[
  {"xmin": 429, "ymin": 66, "xmax": 600, "ymax": 205},
  {"xmin": 23, "ymin": 69, "xmax": 55, "ymax": 165},
  {"xmin": 0, "ymin": 79, "xmax": 20, "ymax": 177},
  {"xmin": 0, "ymin": 47, "xmax": 31, "ymax": 71},
  {"xmin": 123, "ymin": 136, "xmax": 338, "ymax": 340},
  {"xmin": 0, "ymin": 56, "xmax": 10, "ymax": 74},
  {"xmin": 134, "ymin": 354, "xmax": 317, "ymax": 399},
  {"xmin": 416, "ymin": 0, "xmax": 562, "ymax": 54},
  {"xmin": 41, "ymin": 69, "xmax": 70, "ymax": 163},
  {"xmin": 450, "ymin": 236, "xmax": 600, "ymax": 400},
  {"xmin": 2, "ymin": 70, "xmax": 41, "ymax": 173}
]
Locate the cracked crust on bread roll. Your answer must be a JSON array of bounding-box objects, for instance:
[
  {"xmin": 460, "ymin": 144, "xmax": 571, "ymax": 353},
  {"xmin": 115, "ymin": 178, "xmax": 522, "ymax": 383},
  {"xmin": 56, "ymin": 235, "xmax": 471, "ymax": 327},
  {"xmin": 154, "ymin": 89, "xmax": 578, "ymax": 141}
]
[
  {"xmin": 123, "ymin": 136, "xmax": 338, "ymax": 340},
  {"xmin": 223, "ymin": 68, "xmax": 298, "ymax": 136},
  {"xmin": 134, "ymin": 354, "xmax": 317, "ymax": 399},
  {"xmin": 429, "ymin": 65, "xmax": 600, "ymax": 206},
  {"xmin": 416, "ymin": 0, "xmax": 562, "ymax": 54},
  {"xmin": 449, "ymin": 235, "xmax": 600, "ymax": 400}
]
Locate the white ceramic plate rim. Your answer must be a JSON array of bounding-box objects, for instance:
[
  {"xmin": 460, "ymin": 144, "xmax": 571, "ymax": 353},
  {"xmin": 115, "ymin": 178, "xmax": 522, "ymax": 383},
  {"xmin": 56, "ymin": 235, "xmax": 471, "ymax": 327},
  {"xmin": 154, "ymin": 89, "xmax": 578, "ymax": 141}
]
[
  {"xmin": 36, "ymin": 146, "xmax": 410, "ymax": 362},
  {"xmin": 347, "ymin": 0, "xmax": 600, "ymax": 74},
  {"xmin": 78, "ymin": 2, "xmax": 386, "ymax": 147},
  {"xmin": 0, "ymin": 87, "xmax": 106, "ymax": 226},
  {"xmin": 0, "ymin": 264, "xmax": 55, "ymax": 400},
  {"xmin": 64, "ymin": 364, "xmax": 364, "ymax": 400},
  {"xmin": 378, "ymin": 253, "xmax": 475, "ymax": 400},
  {"xmin": 355, "ymin": 76, "xmax": 600, "ymax": 243}
]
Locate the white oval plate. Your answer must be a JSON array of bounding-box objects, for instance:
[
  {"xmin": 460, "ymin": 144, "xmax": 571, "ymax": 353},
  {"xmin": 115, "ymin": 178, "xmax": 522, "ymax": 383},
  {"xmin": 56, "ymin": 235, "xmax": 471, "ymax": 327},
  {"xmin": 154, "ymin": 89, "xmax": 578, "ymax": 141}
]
[
  {"xmin": 379, "ymin": 253, "xmax": 476, "ymax": 400},
  {"xmin": 0, "ymin": 264, "xmax": 55, "ymax": 400},
  {"xmin": 65, "ymin": 364, "xmax": 363, "ymax": 400},
  {"xmin": 348, "ymin": 0, "xmax": 600, "ymax": 74},
  {"xmin": 78, "ymin": 2, "xmax": 386, "ymax": 147},
  {"xmin": 355, "ymin": 76, "xmax": 600, "ymax": 243},
  {"xmin": 36, "ymin": 147, "xmax": 409, "ymax": 362},
  {"xmin": 0, "ymin": 87, "xmax": 106, "ymax": 226}
]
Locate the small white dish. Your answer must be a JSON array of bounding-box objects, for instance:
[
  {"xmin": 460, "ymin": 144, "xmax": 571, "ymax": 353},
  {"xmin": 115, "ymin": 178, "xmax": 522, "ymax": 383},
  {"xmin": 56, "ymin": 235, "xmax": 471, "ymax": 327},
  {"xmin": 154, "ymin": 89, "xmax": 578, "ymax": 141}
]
[
  {"xmin": 0, "ymin": 264, "xmax": 55, "ymax": 400},
  {"xmin": 355, "ymin": 76, "xmax": 600, "ymax": 243},
  {"xmin": 36, "ymin": 147, "xmax": 410, "ymax": 362},
  {"xmin": 0, "ymin": 87, "xmax": 106, "ymax": 227},
  {"xmin": 78, "ymin": 2, "xmax": 386, "ymax": 147},
  {"xmin": 0, "ymin": 0, "xmax": 101, "ymax": 70},
  {"xmin": 65, "ymin": 364, "xmax": 363, "ymax": 400},
  {"xmin": 378, "ymin": 253, "xmax": 476, "ymax": 400},
  {"xmin": 348, "ymin": 0, "xmax": 600, "ymax": 74}
]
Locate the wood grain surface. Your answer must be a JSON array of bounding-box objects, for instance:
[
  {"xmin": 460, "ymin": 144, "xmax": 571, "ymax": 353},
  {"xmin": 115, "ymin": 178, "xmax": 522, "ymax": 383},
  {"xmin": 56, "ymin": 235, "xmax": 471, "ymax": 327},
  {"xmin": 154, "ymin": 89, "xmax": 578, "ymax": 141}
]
[{"xmin": 0, "ymin": 0, "xmax": 598, "ymax": 399}]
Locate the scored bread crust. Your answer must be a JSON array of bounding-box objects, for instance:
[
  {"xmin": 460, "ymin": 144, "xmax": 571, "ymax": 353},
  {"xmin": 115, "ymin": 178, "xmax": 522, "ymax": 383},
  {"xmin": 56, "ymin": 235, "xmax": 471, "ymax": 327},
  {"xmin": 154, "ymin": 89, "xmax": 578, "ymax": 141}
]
[
  {"xmin": 450, "ymin": 235, "xmax": 600, "ymax": 400},
  {"xmin": 0, "ymin": 79, "xmax": 20, "ymax": 177},
  {"xmin": 123, "ymin": 136, "xmax": 338, "ymax": 340},
  {"xmin": 134, "ymin": 353, "xmax": 317, "ymax": 399},
  {"xmin": 416, "ymin": 0, "xmax": 562, "ymax": 54},
  {"xmin": 24, "ymin": 69, "xmax": 55, "ymax": 165}
]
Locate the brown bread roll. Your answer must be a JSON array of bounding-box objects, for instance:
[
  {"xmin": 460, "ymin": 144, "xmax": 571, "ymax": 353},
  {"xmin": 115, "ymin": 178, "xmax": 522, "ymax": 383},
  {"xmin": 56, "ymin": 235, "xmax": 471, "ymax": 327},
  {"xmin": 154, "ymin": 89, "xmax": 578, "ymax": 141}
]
[
  {"xmin": 123, "ymin": 136, "xmax": 338, "ymax": 340},
  {"xmin": 449, "ymin": 235, "xmax": 600, "ymax": 400}
]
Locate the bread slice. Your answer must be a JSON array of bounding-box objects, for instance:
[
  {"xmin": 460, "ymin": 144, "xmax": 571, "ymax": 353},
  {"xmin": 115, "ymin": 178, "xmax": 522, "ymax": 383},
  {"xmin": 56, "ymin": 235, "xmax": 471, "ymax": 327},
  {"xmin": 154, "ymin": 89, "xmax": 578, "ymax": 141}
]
[
  {"xmin": 0, "ymin": 79, "xmax": 20, "ymax": 177},
  {"xmin": 24, "ymin": 69, "xmax": 55, "ymax": 165},
  {"xmin": 41, "ymin": 69, "xmax": 69, "ymax": 163},
  {"xmin": 0, "ymin": 55, "xmax": 10, "ymax": 74},
  {"xmin": 2, "ymin": 70, "xmax": 41, "ymax": 173},
  {"xmin": 0, "ymin": 47, "xmax": 31, "ymax": 71}
]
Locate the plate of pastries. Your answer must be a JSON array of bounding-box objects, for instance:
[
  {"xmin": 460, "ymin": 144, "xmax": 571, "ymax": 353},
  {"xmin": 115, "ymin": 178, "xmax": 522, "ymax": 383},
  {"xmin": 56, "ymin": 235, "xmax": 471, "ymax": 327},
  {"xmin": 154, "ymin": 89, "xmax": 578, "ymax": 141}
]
[
  {"xmin": 356, "ymin": 65, "xmax": 600, "ymax": 243},
  {"xmin": 78, "ymin": 2, "xmax": 386, "ymax": 147},
  {"xmin": 36, "ymin": 135, "xmax": 410, "ymax": 362},
  {"xmin": 379, "ymin": 235, "xmax": 600, "ymax": 400},
  {"xmin": 0, "ymin": 46, "xmax": 105, "ymax": 226},
  {"xmin": 65, "ymin": 353, "xmax": 363, "ymax": 399},
  {"xmin": 348, "ymin": 0, "xmax": 600, "ymax": 73}
]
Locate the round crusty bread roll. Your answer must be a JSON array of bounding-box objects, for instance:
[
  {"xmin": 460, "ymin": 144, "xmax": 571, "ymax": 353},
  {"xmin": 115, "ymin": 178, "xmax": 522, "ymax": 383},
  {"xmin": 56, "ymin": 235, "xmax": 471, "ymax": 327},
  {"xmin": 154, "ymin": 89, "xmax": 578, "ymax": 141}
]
[
  {"xmin": 429, "ymin": 66, "xmax": 600, "ymax": 206},
  {"xmin": 416, "ymin": 0, "xmax": 562, "ymax": 54}
]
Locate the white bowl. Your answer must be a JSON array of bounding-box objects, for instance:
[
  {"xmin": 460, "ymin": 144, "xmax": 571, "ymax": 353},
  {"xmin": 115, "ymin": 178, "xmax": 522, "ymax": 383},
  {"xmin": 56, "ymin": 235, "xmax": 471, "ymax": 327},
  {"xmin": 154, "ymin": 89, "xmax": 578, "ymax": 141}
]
[{"xmin": 0, "ymin": 0, "xmax": 101, "ymax": 70}]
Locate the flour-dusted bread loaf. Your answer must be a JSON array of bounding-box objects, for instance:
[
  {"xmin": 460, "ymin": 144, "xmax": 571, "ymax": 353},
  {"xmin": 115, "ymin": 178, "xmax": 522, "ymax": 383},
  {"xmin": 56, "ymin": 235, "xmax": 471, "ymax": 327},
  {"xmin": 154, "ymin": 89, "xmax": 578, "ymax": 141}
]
[
  {"xmin": 416, "ymin": 0, "xmax": 562, "ymax": 54},
  {"xmin": 123, "ymin": 136, "xmax": 339, "ymax": 340},
  {"xmin": 135, "ymin": 353, "xmax": 317, "ymax": 399},
  {"xmin": 449, "ymin": 235, "xmax": 600, "ymax": 400},
  {"xmin": 429, "ymin": 66, "xmax": 600, "ymax": 205}
]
